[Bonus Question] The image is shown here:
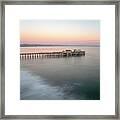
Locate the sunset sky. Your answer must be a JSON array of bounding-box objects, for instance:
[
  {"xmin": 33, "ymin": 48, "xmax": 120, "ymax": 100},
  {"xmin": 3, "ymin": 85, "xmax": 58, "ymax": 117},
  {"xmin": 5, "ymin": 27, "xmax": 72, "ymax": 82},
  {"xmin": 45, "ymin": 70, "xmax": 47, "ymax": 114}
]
[{"xmin": 20, "ymin": 20, "xmax": 100, "ymax": 45}]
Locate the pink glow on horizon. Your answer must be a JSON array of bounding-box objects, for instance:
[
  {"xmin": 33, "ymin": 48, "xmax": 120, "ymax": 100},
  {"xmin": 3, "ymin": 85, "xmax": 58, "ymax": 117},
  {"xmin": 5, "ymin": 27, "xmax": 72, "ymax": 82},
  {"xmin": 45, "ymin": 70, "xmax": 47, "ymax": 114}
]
[{"xmin": 20, "ymin": 20, "xmax": 100, "ymax": 45}]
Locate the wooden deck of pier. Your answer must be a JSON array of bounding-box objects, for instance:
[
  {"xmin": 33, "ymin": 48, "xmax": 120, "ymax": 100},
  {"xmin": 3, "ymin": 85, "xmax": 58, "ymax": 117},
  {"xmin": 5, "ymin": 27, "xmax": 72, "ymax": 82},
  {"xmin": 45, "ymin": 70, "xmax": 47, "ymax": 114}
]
[{"xmin": 20, "ymin": 49, "xmax": 85, "ymax": 60}]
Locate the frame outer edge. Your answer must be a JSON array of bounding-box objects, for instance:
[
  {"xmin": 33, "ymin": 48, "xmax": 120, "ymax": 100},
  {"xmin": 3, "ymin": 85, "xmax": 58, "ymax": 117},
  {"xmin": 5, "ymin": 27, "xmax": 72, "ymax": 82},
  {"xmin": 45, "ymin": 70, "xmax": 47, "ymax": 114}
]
[
  {"xmin": 1, "ymin": 0, "xmax": 5, "ymax": 119},
  {"xmin": 0, "ymin": 1, "xmax": 1, "ymax": 119},
  {"xmin": 115, "ymin": 1, "xmax": 119, "ymax": 119},
  {"xmin": 0, "ymin": 0, "xmax": 119, "ymax": 5},
  {"xmin": 0, "ymin": 0, "xmax": 119, "ymax": 119},
  {"xmin": 118, "ymin": 1, "xmax": 120, "ymax": 119}
]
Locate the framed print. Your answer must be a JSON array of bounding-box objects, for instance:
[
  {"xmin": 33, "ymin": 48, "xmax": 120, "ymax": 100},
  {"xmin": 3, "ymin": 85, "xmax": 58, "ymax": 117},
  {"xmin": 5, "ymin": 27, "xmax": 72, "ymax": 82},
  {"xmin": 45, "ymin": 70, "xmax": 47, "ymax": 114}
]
[{"xmin": 0, "ymin": 0, "xmax": 119, "ymax": 119}]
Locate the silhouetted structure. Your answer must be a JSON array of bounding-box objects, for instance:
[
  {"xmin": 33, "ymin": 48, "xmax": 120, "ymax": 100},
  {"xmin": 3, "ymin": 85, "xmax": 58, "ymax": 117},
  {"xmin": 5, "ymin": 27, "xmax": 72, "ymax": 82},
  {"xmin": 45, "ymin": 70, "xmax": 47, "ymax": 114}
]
[{"xmin": 20, "ymin": 49, "xmax": 85, "ymax": 60}]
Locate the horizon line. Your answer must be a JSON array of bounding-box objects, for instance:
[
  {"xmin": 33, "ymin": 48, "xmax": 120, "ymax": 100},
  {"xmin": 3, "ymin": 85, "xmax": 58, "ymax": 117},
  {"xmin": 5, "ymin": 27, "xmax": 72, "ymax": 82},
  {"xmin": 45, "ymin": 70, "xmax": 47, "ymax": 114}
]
[{"xmin": 20, "ymin": 44, "xmax": 100, "ymax": 47}]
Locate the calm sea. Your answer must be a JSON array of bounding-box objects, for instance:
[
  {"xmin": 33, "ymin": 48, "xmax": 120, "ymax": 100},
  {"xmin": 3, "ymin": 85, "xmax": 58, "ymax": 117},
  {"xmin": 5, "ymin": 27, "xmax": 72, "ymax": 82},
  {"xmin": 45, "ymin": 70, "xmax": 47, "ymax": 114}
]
[{"xmin": 20, "ymin": 46, "xmax": 100, "ymax": 100}]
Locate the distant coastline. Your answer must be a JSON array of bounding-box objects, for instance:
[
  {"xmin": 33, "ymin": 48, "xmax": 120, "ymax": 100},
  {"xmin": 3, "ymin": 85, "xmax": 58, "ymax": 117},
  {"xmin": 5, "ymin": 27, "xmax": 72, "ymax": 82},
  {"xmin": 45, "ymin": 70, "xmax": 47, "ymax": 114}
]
[{"xmin": 20, "ymin": 44, "xmax": 100, "ymax": 47}]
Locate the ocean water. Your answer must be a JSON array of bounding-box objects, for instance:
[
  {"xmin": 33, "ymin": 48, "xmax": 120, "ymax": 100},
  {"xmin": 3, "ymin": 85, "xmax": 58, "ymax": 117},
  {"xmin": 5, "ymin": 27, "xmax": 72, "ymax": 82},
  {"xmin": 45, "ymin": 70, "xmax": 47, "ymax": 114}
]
[{"xmin": 20, "ymin": 46, "xmax": 100, "ymax": 100}]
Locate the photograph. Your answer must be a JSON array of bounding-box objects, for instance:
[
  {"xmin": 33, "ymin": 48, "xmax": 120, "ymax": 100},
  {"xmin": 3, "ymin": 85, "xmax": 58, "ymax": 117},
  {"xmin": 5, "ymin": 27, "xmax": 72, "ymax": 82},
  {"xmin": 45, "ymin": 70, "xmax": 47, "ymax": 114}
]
[{"xmin": 20, "ymin": 20, "xmax": 100, "ymax": 100}]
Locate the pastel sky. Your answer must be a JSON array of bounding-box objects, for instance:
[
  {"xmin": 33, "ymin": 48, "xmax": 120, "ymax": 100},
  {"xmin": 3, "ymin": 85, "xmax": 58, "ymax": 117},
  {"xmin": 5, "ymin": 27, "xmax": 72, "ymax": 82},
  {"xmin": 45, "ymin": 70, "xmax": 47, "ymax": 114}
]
[{"xmin": 20, "ymin": 20, "xmax": 100, "ymax": 45}]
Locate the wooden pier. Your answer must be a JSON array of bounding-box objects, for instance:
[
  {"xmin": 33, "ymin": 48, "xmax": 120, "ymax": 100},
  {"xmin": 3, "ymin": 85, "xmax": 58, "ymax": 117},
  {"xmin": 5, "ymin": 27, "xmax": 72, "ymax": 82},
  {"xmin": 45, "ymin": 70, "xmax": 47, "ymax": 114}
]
[{"xmin": 20, "ymin": 49, "xmax": 85, "ymax": 60}]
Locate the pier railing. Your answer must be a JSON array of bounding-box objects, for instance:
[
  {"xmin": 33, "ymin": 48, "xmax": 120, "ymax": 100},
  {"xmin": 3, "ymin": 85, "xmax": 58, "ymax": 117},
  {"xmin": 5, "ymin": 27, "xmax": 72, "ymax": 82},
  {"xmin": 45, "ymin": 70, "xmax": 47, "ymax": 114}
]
[{"xmin": 20, "ymin": 49, "xmax": 85, "ymax": 60}]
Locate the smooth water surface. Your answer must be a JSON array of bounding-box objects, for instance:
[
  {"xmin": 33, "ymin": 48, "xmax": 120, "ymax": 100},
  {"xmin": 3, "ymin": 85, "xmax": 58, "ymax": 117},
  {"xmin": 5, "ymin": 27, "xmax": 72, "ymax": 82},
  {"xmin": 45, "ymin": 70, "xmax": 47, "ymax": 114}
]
[{"xmin": 20, "ymin": 46, "xmax": 100, "ymax": 100}]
